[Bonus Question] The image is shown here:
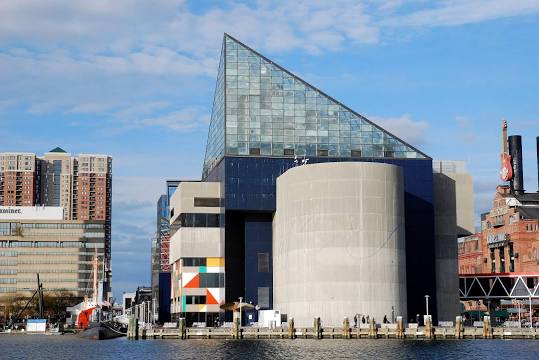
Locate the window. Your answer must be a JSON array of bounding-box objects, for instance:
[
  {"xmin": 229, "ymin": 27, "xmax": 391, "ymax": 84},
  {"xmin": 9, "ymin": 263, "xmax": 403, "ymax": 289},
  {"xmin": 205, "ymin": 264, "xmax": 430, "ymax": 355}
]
[
  {"xmin": 351, "ymin": 150, "xmax": 362, "ymax": 158},
  {"xmin": 0, "ymin": 269, "xmax": 17, "ymax": 275},
  {"xmin": 257, "ymin": 253, "xmax": 270, "ymax": 272},
  {"xmin": 283, "ymin": 148, "xmax": 294, "ymax": 156},
  {"xmin": 177, "ymin": 213, "xmax": 221, "ymax": 228},
  {"xmin": 199, "ymin": 273, "xmax": 224, "ymax": 288},
  {"xmin": 185, "ymin": 295, "xmax": 206, "ymax": 305},
  {"xmin": 317, "ymin": 149, "xmax": 328, "ymax": 157},
  {"xmin": 257, "ymin": 287, "xmax": 270, "ymax": 308},
  {"xmin": 194, "ymin": 197, "xmax": 221, "ymax": 207},
  {"xmin": 183, "ymin": 258, "xmax": 206, "ymax": 267},
  {"xmin": 509, "ymin": 243, "xmax": 515, "ymax": 272}
]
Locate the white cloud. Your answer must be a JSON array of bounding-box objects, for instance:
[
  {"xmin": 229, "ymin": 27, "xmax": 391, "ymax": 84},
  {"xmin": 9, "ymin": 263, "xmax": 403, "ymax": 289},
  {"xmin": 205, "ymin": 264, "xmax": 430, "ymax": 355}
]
[
  {"xmin": 131, "ymin": 107, "xmax": 210, "ymax": 132},
  {"xmin": 383, "ymin": 0, "xmax": 539, "ymax": 27},
  {"xmin": 370, "ymin": 114, "xmax": 430, "ymax": 146},
  {"xmin": 2, "ymin": 0, "xmax": 537, "ymax": 121}
]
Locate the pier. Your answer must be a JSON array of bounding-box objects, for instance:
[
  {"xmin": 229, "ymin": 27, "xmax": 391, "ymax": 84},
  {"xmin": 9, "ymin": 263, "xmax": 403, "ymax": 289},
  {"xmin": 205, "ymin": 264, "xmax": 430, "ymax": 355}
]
[{"xmin": 126, "ymin": 316, "xmax": 539, "ymax": 340}]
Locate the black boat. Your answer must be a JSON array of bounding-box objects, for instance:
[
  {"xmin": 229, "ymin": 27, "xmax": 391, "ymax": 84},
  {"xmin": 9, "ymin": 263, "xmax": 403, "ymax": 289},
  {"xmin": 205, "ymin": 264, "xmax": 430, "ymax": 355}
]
[{"xmin": 79, "ymin": 321, "xmax": 126, "ymax": 340}]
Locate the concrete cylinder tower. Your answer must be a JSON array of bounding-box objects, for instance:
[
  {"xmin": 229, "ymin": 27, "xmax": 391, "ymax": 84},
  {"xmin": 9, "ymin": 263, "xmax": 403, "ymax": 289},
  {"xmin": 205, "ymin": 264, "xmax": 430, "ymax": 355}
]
[{"xmin": 273, "ymin": 162, "xmax": 407, "ymax": 327}]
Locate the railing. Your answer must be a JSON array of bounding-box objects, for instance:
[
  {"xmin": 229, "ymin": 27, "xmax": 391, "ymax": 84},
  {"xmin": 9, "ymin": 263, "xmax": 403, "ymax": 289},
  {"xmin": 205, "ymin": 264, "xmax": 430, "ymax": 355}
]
[
  {"xmin": 125, "ymin": 315, "xmax": 539, "ymax": 341},
  {"xmin": 119, "ymin": 301, "xmax": 156, "ymax": 329}
]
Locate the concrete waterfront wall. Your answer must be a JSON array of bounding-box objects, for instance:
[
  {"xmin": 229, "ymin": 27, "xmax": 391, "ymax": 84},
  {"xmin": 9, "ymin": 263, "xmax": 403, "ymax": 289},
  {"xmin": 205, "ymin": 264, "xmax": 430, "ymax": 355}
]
[
  {"xmin": 273, "ymin": 162, "xmax": 407, "ymax": 327},
  {"xmin": 432, "ymin": 169, "xmax": 473, "ymax": 321},
  {"xmin": 433, "ymin": 173, "xmax": 460, "ymax": 321}
]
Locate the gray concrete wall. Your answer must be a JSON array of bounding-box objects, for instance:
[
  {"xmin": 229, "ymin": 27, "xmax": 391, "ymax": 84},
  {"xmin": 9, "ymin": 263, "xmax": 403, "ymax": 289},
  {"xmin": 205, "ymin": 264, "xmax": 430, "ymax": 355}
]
[
  {"xmin": 447, "ymin": 172, "xmax": 475, "ymax": 236},
  {"xmin": 433, "ymin": 173, "xmax": 460, "ymax": 320},
  {"xmin": 273, "ymin": 162, "xmax": 407, "ymax": 327}
]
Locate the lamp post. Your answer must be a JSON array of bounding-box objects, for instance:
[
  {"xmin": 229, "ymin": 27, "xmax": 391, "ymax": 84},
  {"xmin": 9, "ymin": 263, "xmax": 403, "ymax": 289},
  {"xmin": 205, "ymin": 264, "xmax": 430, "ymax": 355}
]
[
  {"xmin": 529, "ymin": 296, "xmax": 533, "ymax": 328},
  {"xmin": 239, "ymin": 296, "xmax": 243, "ymax": 327},
  {"xmin": 424, "ymin": 295, "xmax": 430, "ymax": 316},
  {"xmin": 518, "ymin": 300, "xmax": 521, "ymax": 328}
]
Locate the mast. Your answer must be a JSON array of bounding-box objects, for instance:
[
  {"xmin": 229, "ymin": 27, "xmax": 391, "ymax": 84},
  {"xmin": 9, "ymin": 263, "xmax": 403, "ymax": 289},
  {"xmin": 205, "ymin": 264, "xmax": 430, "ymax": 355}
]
[
  {"xmin": 36, "ymin": 273, "xmax": 44, "ymax": 319},
  {"xmin": 92, "ymin": 249, "xmax": 98, "ymax": 304}
]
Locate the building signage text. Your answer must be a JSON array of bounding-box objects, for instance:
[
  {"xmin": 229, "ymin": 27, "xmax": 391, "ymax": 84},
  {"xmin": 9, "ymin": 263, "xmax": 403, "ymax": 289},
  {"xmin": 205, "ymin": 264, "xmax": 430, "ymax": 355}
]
[
  {"xmin": 487, "ymin": 233, "xmax": 508, "ymax": 248},
  {"xmin": 0, "ymin": 206, "xmax": 63, "ymax": 220},
  {"xmin": 489, "ymin": 206, "xmax": 508, "ymax": 217}
]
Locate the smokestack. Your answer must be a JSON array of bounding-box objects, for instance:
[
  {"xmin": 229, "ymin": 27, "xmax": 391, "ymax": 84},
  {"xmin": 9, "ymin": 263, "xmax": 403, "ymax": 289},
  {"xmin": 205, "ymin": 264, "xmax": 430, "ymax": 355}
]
[
  {"xmin": 508, "ymin": 135, "xmax": 524, "ymax": 195},
  {"xmin": 536, "ymin": 136, "xmax": 539, "ymax": 192}
]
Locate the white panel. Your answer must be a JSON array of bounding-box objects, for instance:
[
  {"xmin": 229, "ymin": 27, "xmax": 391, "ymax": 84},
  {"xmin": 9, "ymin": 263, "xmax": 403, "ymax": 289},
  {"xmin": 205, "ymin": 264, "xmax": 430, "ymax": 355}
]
[{"xmin": 0, "ymin": 206, "xmax": 63, "ymax": 220}]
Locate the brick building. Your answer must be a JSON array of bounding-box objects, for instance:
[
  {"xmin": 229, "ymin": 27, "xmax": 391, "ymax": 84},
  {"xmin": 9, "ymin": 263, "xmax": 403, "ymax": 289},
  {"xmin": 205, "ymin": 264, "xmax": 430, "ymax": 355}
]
[
  {"xmin": 0, "ymin": 153, "xmax": 38, "ymax": 206},
  {"xmin": 459, "ymin": 185, "xmax": 539, "ymax": 275}
]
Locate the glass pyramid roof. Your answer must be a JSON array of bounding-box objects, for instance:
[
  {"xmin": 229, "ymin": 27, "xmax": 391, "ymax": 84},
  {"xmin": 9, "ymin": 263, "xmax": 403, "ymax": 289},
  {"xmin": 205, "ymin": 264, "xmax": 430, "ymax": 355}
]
[{"xmin": 203, "ymin": 34, "xmax": 429, "ymax": 178}]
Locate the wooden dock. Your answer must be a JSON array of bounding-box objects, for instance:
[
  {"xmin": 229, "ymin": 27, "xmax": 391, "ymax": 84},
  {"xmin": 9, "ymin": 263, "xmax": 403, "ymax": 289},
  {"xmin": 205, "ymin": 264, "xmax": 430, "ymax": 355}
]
[{"xmin": 126, "ymin": 316, "xmax": 539, "ymax": 340}]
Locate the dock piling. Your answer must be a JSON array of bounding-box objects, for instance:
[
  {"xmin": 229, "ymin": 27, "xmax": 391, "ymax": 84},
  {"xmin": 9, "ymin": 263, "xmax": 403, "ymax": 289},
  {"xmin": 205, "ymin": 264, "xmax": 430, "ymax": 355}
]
[
  {"xmin": 343, "ymin": 318, "xmax": 351, "ymax": 339},
  {"xmin": 396, "ymin": 316, "xmax": 404, "ymax": 339},
  {"xmin": 288, "ymin": 318, "xmax": 295, "ymax": 339},
  {"xmin": 368, "ymin": 317, "xmax": 377, "ymax": 339},
  {"xmin": 455, "ymin": 316, "xmax": 463, "ymax": 339}
]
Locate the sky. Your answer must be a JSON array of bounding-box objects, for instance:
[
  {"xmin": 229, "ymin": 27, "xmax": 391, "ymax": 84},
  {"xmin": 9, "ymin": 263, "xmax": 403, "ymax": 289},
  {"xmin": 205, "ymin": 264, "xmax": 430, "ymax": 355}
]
[{"xmin": 1, "ymin": 0, "xmax": 538, "ymax": 300}]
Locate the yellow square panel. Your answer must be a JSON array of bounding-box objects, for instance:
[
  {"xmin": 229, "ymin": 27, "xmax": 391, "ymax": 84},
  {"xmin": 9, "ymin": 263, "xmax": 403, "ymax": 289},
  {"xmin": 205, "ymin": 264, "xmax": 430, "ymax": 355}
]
[{"xmin": 207, "ymin": 257, "xmax": 224, "ymax": 267}]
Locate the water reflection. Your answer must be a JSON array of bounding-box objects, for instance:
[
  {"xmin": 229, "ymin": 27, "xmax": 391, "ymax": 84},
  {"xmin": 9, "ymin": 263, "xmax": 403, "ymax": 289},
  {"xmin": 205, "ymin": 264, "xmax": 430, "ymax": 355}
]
[{"xmin": 2, "ymin": 335, "xmax": 539, "ymax": 360}]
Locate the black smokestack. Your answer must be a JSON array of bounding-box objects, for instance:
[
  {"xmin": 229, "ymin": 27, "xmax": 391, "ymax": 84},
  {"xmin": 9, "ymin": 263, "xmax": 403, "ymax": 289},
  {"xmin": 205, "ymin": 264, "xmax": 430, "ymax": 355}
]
[
  {"xmin": 536, "ymin": 136, "xmax": 539, "ymax": 192},
  {"xmin": 508, "ymin": 135, "xmax": 524, "ymax": 195}
]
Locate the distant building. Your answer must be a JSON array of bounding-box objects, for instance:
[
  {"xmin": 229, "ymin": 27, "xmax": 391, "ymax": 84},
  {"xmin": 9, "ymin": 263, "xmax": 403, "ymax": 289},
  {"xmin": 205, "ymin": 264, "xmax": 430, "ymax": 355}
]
[
  {"xmin": 135, "ymin": 286, "xmax": 152, "ymax": 305},
  {"xmin": 0, "ymin": 148, "xmax": 113, "ymax": 300},
  {"xmin": 0, "ymin": 153, "xmax": 38, "ymax": 206},
  {"xmin": 122, "ymin": 292, "xmax": 136, "ymax": 313},
  {"xmin": 458, "ymin": 134, "xmax": 539, "ymax": 323},
  {"xmin": 459, "ymin": 185, "xmax": 539, "ymax": 274},
  {"xmin": 458, "ymin": 235, "xmax": 483, "ymax": 274},
  {"xmin": 0, "ymin": 206, "xmax": 106, "ymax": 301},
  {"xmin": 150, "ymin": 180, "xmax": 180, "ymax": 323}
]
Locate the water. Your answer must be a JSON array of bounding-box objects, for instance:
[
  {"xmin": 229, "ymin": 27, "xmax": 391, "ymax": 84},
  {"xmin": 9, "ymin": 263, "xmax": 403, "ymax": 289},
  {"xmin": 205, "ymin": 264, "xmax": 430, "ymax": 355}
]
[{"xmin": 1, "ymin": 335, "xmax": 539, "ymax": 360}]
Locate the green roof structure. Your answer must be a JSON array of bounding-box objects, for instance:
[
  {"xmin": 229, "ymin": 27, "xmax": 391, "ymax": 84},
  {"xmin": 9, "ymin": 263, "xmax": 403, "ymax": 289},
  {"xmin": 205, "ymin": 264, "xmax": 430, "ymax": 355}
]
[{"xmin": 48, "ymin": 147, "xmax": 67, "ymax": 153}]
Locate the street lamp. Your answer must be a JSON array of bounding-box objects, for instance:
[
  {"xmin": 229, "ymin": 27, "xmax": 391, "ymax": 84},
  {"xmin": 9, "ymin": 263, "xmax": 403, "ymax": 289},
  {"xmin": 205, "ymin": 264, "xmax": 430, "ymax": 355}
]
[
  {"xmin": 529, "ymin": 296, "xmax": 533, "ymax": 328},
  {"xmin": 518, "ymin": 299, "xmax": 522, "ymax": 328},
  {"xmin": 239, "ymin": 296, "xmax": 243, "ymax": 327},
  {"xmin": 424, "ymin": 295, "xmax": 430, "ymax": 316}
]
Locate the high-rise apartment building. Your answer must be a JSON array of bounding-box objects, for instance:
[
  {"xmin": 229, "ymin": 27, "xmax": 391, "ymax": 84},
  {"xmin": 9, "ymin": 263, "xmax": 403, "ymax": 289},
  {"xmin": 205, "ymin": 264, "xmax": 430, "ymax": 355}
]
[
  {"xmin": 75, "ymin": 154, "xmax": 112, "ymax": 262},
  {"xmin": 41, "ymin": 148, "xmax": 73, "ymax": 219},
  {"xmin": 0, "ymin": 153, "xmax": 38, "ymax": 206},
  {"xmin": 0, "ymin": 148, "xmax": 113, "ymax": 299}
]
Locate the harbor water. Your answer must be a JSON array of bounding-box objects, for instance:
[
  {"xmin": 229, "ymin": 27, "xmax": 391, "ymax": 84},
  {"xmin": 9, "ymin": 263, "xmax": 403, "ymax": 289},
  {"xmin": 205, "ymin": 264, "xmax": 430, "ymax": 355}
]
[{"xmin": 2, "ymin": 335, "xmax": 539, "ymax": 359}]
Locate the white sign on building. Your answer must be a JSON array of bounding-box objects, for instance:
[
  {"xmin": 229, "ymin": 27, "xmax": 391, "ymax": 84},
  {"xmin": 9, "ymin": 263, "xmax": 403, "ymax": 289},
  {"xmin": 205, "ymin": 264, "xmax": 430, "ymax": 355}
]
[{"xmin": 0, "ymin": 206, "xmax": 64, "ymax": 220}]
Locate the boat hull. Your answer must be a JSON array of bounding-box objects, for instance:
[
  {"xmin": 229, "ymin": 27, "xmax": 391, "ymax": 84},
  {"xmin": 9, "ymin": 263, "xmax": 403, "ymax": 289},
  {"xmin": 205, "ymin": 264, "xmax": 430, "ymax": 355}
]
[{"xmin": 79, "ymin": 322, "xmax": 125, "ymax": 340}]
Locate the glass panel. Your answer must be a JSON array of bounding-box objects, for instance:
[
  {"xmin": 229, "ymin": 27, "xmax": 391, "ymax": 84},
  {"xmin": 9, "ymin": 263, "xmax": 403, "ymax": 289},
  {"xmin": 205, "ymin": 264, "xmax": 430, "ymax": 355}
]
[{"xmin": 203, "ymin": 35, "xmax": 427, "ymax": 178}]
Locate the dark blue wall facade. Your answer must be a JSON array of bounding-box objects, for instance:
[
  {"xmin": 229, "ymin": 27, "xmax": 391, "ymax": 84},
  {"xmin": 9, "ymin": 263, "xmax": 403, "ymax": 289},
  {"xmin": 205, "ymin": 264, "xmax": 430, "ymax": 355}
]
[
  {"xmin": 205, "ymin": 156, "xmax": 437, "ymax": 321},
  {"xmin": 158, "ymin": 272, "xmax": 171, "ymax": 323},
  {"xmin": 244, "ymin": 214, "xmax": 273, "ymax": 309}
]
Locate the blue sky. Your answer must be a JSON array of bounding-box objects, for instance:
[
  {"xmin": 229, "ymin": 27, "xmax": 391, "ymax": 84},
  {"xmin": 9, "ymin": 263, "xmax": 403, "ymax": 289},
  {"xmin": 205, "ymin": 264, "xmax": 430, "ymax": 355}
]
[{"xmin": 1, "ymin": 1, "xmax": 538, "ymax": 300}]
